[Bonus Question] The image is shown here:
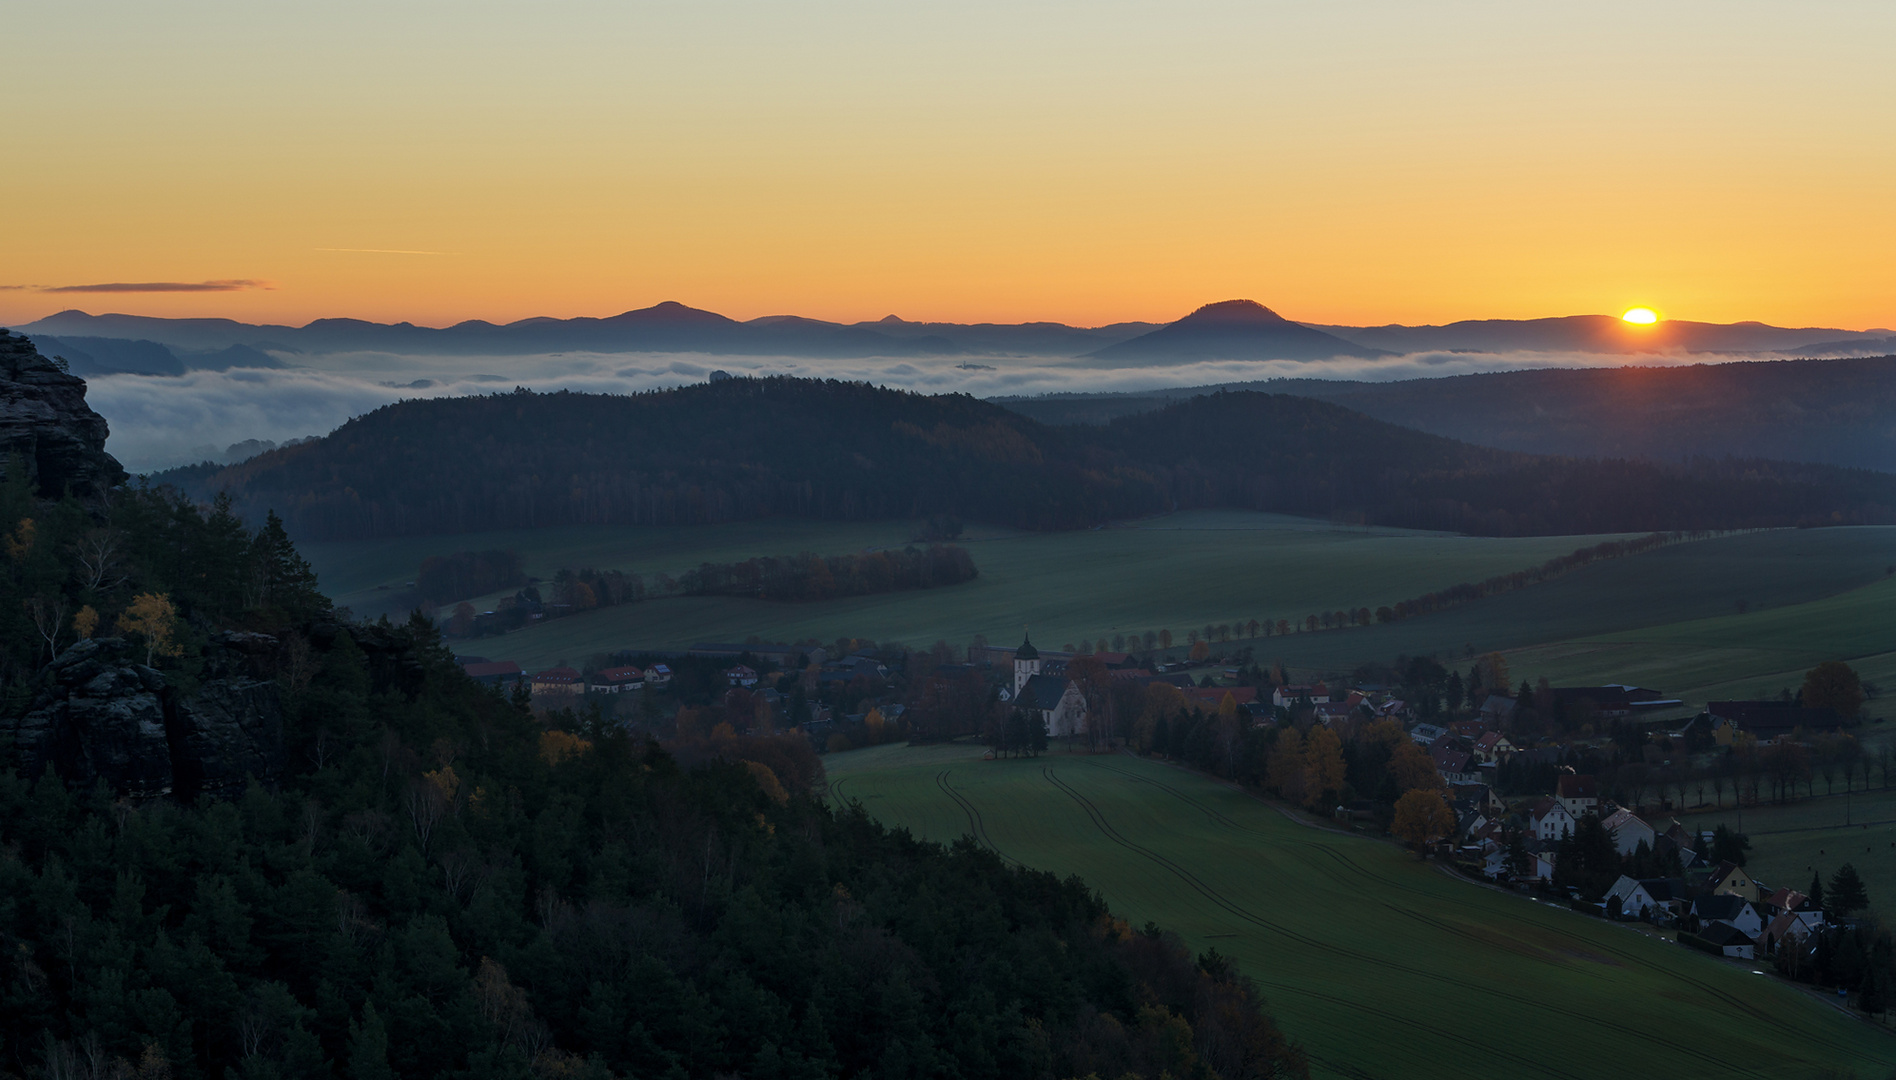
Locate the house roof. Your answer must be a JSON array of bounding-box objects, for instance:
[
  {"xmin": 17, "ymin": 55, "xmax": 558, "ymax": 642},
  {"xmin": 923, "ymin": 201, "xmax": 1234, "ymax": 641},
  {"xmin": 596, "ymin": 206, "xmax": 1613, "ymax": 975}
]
[
  {"xmin": 1763, "ymin": 887, "xmax": 1810, "ymax": 912},
  {"xmin": 1556, "ymin": 774, "xmax": 1599, "ymax": 800},
  {"xmin": 1475, "ymin": 731, "xmax": 1505, "ymax": 749},
  {"xmin": 1530, "ymin": 797, "xmax": 1569, "ymax": 821},
  {"xmin": 1014, "ymin": 633, "xmax": 1040, "ymax": 661},
  {"xmin": 1639, "ymin": 878, "xmax": 1683, "ymax": 902},
  {"xmin": 1601, "ymin": 808, "xmax": 1650, "ymax": 834},
  {"xmin": 1015, "ymin": 673, "xmax": 1072, "ymax": 712},
  {"xmin": 594, "ymin": 666, "xmax": 642, "ymax": 682},
  {"xmin": 1699, "ymin": 922, "xmax": 1754, "ymax": 947},
  {"xmin": 461, "ymin": 660, "xmax": 521, "ymax": 678},
  {"xmin": 1693, "ymin": 894, "xmax": 1752, "ymax": 921},
  {"xmin": 1431, "ymin": 743, "xmax": 1471, "ymax": 772},
  {"xmin": 533, "ymin": 667, "xmax": 581, "ymax": 682},
  {"xmin": 1707, "ymin": 701, "xmax": 1847, "ymax": 733}
]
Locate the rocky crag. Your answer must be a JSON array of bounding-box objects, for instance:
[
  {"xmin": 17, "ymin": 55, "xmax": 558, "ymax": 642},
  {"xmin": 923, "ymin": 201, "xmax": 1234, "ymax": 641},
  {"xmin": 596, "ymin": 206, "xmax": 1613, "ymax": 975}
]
[
  {"xmin": 5, "ymin": 634, "xmax": 286, "ymax": 801},
  {"xmin": 0, "ymin": 327, "xmax": 128, "ymax": 497}
]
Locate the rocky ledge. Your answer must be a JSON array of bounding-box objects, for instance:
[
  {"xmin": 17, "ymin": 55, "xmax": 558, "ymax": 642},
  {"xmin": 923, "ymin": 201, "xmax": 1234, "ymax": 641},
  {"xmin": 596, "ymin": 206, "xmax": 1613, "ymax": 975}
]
[
  {"xmin": 4, "ymin": 636, "xmax": 285, "ymax": 801},
  {"xmin": 0, "ymin": 327, "xmax": 128, "ymax": 497}
]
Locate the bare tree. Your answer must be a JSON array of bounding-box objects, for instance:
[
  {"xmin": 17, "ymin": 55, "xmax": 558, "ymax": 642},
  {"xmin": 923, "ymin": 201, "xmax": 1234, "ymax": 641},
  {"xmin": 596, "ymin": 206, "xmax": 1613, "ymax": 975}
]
[
  {"xmin": 71, "ymin": 527, "xmax": 128, "ymax": 592},
  {"xmin": 24, "ymin": 595, "xmax": 67, "ymax": 663}
]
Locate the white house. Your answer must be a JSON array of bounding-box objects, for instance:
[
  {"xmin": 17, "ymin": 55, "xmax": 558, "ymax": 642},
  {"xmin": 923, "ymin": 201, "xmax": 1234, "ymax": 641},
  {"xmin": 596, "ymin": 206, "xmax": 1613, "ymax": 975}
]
[
  {"xmin": 1555, "ymin": 774, "xmax": 1599, "ymax": 819},
  {"xmin": 1530, "ymin": 797, "xmax": 1576, "ymax": 841},
  {"xmin": 1605, "ymin": 875, "xmax": 1679, "ymax": 920},
  {"xmin": 1690, "ymin": 894, "xmax": 1765, "ymax": 939},
  {"xmin": 1697, "ymin": 922, "xmax": 1756, "ymax": 959},
  {"xmin": 1484, "ymin": 847, "xmax": 1555, "ymax": 883},
  {"xmin": 1600, "ymin": 808, "xmax": 1656, "ymax": 857}
]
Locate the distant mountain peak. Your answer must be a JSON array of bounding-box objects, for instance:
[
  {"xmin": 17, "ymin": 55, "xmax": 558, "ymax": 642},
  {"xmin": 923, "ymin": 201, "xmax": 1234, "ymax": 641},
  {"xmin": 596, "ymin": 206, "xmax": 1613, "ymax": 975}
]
[{"xmin": 1178, "ymin": 299, "xmax": 1291, "ymax": 325}]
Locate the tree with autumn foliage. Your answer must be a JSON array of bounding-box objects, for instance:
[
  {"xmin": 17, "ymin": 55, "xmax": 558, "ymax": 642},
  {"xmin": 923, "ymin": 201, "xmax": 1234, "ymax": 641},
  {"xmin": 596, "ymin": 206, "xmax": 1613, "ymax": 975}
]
[
  {"xmin": 1392, "ymin": 789, "xmax": 1457, "ymax": 854},
  {"xmin": 1301, "ymin": 725, "xmax": 1347, "ymax": 810}
]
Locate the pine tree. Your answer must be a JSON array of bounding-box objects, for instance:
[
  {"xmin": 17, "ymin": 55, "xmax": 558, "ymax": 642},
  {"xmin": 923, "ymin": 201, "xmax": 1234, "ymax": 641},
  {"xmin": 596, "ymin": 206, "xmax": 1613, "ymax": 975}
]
[
  {"xmin": 348, "ymin": 1002, "xmax": 394, "ymax": 1080},
  {"xmin": 1807, "ymin": 870, "xmax": 1825, "ymax": 910},
  {"xmin": 1827, "ymin": 864, "xmax": 1869, "ymax": 917},
  {"xmin": 251, "ymin": 510, "xmax": 326, "ymax": 622}
]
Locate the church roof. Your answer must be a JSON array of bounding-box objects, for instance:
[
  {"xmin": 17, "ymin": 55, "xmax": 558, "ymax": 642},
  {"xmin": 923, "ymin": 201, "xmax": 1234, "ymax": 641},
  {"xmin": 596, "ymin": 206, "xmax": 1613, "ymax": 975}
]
[
  {"xmin": 1014, "ymin": 633, "xmax": 1039, "ymax": 661},
  {"xmin": 1015, "ymin": 673, "xmax": 1071, "ymax": 711}
]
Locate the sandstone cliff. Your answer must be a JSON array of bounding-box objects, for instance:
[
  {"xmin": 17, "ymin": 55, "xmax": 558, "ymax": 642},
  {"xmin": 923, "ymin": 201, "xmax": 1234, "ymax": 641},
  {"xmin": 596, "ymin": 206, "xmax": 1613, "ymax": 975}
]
[
  {"xmin": 6, "ymin": 635, "xmax": 286, "ymax": 801},
  {"xmin": 0, "ymin": 327, "xmax": 128, "ymax": 497}
]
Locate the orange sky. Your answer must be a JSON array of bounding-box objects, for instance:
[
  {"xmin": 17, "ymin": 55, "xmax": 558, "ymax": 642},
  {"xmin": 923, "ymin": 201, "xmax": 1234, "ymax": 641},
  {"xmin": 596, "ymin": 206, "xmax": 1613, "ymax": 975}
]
[{"xmin": 5, "ymin": 2, "xmax": 1893, "ymax": 331}]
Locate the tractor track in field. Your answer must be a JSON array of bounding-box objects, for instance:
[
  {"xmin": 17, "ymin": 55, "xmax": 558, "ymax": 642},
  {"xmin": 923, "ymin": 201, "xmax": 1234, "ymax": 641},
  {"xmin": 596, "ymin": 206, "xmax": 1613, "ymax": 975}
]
[
  {"xmin": 935, "ymin": 769, "xmax": 1015, "ymax": 864},
  {"xmin": 1059, "ymin": 759, "xmax": 1830, "ymax": 1079},
  {"xmin": 1038, "ymin": 764, "xmax": 1601, "ymax": 1080}
]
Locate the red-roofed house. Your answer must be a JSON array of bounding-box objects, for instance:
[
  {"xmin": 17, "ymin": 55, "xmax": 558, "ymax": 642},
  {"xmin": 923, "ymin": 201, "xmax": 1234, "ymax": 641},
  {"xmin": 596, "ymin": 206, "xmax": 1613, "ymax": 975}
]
[
  {"xmin": 461, "ymin": 660, "xmax": 523, "ymax": 686},
  {"xmin": 589, "ymin": 666, "xmax": 644, "ymax": 694},
  {"xmin": 531, "ymin": 667, "xmax": 582, "ymax": 695},
  {"xmin": 1555, "ymin": 774, "xmax": 1599, "ymax": 819}
]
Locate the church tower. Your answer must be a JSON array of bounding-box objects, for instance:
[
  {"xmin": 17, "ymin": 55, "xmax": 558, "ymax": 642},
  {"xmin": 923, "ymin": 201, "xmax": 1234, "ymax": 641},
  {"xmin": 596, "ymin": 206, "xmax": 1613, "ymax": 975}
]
[{"xmin": 1013, "ymin": 632, "xmax": 1041, "ymax": 695}]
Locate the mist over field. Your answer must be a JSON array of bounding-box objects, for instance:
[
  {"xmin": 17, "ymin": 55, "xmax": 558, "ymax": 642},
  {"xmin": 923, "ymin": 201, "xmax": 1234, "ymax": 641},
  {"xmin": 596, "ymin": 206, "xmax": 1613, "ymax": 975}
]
[{"xmin": 91, "ymin": 347, "xmax": 1754, "ymax": 473}]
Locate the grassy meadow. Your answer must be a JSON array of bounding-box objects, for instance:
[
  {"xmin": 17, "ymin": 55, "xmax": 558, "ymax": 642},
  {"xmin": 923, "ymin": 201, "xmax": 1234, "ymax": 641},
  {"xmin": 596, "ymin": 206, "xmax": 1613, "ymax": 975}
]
[
  {"xmin": 825, "ymin": 742, "xmax": 1895, "ymax": 1080},
  {"xmin": 1501, "ymin": 571, "xmax": 1896, "ymax": 709},
  {"xmin": 308, "ymin": 511, "xmax": 1637, "ymax": 666},
  {"xmin": 305, "ymin": 516, "xmax": 1896, "ymax": 696},
  {"xmin": 1687, "ymin": 788, "xmax": 1896, "ymax": 932}
]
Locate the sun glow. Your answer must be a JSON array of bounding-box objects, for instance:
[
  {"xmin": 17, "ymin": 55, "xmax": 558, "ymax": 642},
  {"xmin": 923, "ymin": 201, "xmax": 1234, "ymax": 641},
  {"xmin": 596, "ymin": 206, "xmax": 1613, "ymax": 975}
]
[{"xmin": 1622, "ymin": 307, "xmax": 1660, "ymax": 324}]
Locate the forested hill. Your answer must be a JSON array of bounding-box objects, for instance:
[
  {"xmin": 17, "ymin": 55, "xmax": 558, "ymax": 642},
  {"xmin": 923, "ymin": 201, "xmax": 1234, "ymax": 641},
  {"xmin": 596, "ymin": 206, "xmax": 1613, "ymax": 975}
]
[{"xmin": 174, "ymin": 378, "xmax": 1896, "ymax": 541}]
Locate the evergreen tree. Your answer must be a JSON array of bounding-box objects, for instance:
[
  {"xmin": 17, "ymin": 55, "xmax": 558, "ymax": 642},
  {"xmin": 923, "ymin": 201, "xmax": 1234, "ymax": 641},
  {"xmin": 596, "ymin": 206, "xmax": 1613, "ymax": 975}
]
[
  {"xmin": 1807, "ymin": 870, "xmax": 1826, "ymax": 910},
  {"xmin": 1828, "ymin": 864, "xmax": 1869, "ymax": 917}
]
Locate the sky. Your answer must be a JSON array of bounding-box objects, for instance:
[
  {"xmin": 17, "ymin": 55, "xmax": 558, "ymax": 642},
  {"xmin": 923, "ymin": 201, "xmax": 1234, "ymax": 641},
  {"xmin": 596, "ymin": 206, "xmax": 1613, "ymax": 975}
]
[{"xmin": 6, "ymin": 1, "xmax": 1894, "ymax": 330}]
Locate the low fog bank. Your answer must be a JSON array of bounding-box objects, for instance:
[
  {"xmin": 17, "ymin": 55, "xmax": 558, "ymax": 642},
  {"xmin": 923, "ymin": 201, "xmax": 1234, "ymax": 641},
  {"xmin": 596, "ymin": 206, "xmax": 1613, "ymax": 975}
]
[{"xmin": 92, "ymin": 347, "xmax": 1766, "ymax": 473}]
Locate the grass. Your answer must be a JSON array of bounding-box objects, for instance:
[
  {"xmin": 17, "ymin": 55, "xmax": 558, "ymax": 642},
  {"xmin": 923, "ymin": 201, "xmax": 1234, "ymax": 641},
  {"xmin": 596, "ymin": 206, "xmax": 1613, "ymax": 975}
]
[
  {"xmin": 310, "ymin": 510, "xmax": 1639, "ymax": 667},
  {"xmin": 1503, "ymin": 570, "xmax": 1896, "ymax": 711},
  {"xmin": 1686, "ymin": 787, "xmax": 1896, "ymax": 930},
  {"xmin": 825, "ymin": 742, "xmax": 1896, "ymax": 1080}
]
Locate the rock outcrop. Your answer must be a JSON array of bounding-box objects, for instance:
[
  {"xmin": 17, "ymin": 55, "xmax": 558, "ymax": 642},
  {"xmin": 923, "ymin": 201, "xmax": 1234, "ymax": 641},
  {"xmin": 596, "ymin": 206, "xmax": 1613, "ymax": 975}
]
[
  {"xmin": 5, "ymin": 636, "xmax": 284, "ymax": 801},
  {"xmin": 0, "ymin": 328, "xmax": 128, "ymax": 497}
]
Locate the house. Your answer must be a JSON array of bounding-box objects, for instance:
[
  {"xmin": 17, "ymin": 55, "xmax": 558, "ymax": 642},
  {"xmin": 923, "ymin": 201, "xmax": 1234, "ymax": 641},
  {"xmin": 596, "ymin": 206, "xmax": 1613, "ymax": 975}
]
[
  {"xmin": 531, "ymin": 666, "xmax": 582, "ymax": 695},
  {"xmin": 1408, "ymin": 723, "xmax": 1448, "ymax": 746},
  {"xmin": 1313, "ymin": 701, "xmax": 1359, "ymax": 725},
  {"xmin": 1697, "ymin": 922, "xmax": 1756, "ymax": 959},
  {"xmin": 1431, "ymin": 743, "xmax": 1477, "ymax": 785},
  {"xmin": 1449, "ymin": 719, "xmax": 1486, "ymax": 740},
  {"xmin": 1759, "ymin": 911, "xmax": 1823, "ymax": 954},
  {"xmin": 1705, "ymin": 701, "xmax": 1849, "ymax": 745},
  {"xmin": 1761, "ymin": 888, "xmax": 1825, "ymax": 927},
  {"xmin": 588, "ymin": 665, "xmax": 644, "ymax": 694},
  {"xmin": 1483, "ymin": 846, "xmax": 1556, "ymax": 883},
  {"xmin": 1605, "ymin": 875, "xmax": 1678, "ymax": 920},
  {"xmin": 1009, "ymin": 634, "xmax": 1087, "ymax": 737},
  {"xmin": 1272, "ymin": 683, "xmax": 1330, "ymax": 708},
  {"xmin": 1187, "ymin": 685, "xmax": 1260, "ymax": 709},
  {"xmin": 1477, "ymin": 695, "xmax": 1516, "ymax": 727},
  {"xmin": 724, "ymin": 664, "xmax": 759, "ymax": 688},
  {"xmin": 1690, "ymin": 894, "xmax": 1765, "ymax": 939},
  {"xmin": 459, "ymin": 659, "xmax": 524, "ymax": 687},
  {"xmin": 1600, "ymin": 808, "xmax": 1656, "ymax": 856},
  {"xmin": 1448, "ymin": 782, "xmax": 1505, "ymax": 816},
  {"xmin": 1529, "ymin": 797, "xmax": 1576, "ymax": 841},
  {"xmin": 1472, "ymin": 731, "xmax": 1514, "ymax": 764},
  {"xmin": 645, "ymin": 664, "xmax": 673, "ymax": 689},
  {"xmin": 1695, "ymin": 861, "xmax": 1761, "ymax": 902},
  {"xmin": 1549, "ymin": 685, "xmax": 1671, "ymax": 720},
  {"xmin": 1555, "ymin": 774, "xmax": 1599, "ymax": 819}
]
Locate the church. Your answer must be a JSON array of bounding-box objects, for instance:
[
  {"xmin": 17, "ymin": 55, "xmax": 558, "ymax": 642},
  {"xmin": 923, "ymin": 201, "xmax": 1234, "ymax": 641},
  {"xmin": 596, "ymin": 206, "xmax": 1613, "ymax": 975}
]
[{"xmin": 1004, "ymin": 633, "xmax": 1088, "ymax": 737}]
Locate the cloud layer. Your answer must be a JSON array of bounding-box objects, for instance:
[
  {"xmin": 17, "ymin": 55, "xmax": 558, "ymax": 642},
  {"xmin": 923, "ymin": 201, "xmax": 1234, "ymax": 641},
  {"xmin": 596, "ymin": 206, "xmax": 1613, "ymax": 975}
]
[
  {"xmin": 38, "ymin": 279, "xmax": 272, "ymax": 294},
  {"xmin": 86, "ymin": 347, "xmax": 1758, "ymax": 474}
]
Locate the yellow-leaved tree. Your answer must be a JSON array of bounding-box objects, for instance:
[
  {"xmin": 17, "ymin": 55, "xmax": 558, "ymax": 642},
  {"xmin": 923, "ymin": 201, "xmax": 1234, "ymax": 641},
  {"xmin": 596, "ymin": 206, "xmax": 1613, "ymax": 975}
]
[
  {"xmin": 1391, "ymin": 789, "xmax": 1456, "ymax": 855},
  {"xmin": 72, "ymin": 605, "xmax": 99, "ymax": 640},
  {"xmin": 116, "ymin": 592, "xmax": 184, "ymax": 666},
  {"xmin": 1301, "ymin": 725, "xmax": 1347, "ymax": 810}
]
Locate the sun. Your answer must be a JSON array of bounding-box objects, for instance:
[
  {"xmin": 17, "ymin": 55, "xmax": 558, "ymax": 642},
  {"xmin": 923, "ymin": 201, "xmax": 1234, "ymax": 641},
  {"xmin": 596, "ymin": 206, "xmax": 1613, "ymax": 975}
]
[{"xmin": 1621, "ymin": 307, "xmax": 1660, "ymax": 324}]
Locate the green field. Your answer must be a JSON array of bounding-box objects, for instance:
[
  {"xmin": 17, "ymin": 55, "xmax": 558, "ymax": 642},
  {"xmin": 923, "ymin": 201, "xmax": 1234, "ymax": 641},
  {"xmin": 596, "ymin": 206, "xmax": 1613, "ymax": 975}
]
[
  {"xmin": 309, "ymin": 511, "xmax": 1641, "ymax": 667},
  {"xmin": 307, "ymin": 517, "xmax": 1896, "ymax": 689},
  {"xmin": 1503, "ymin": 571, "xmax": 1896, "ymax": 710},
  {"xmin": 826, "ymin": 743, "xmax": 1895, "ymax": 1080},
  {"xmin": 1688, "ymin": 788, "xmax": 1896, "ymax": 928}
]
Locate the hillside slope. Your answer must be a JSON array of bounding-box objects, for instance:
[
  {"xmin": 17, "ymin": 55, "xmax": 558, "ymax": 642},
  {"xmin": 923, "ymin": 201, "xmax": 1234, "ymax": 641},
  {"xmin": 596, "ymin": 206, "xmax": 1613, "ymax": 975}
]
[{"xmin": 170, "ymin": 378, "xmax": 1896, "ymax": 541}]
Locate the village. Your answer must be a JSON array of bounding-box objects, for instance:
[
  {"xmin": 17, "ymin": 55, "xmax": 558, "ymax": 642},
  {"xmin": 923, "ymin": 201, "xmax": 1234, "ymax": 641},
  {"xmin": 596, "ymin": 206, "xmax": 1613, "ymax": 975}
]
[{"xmin": 458, "ymin": 630, "xmax": 1883, "ymax": 998}]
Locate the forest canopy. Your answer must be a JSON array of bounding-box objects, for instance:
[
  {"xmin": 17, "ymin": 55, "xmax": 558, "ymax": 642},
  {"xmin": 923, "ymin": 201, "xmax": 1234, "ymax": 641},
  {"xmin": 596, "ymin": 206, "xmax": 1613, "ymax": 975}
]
[{"xmin": 164, "ymin": 379, "xmax": 1896, "ymax": 542}]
